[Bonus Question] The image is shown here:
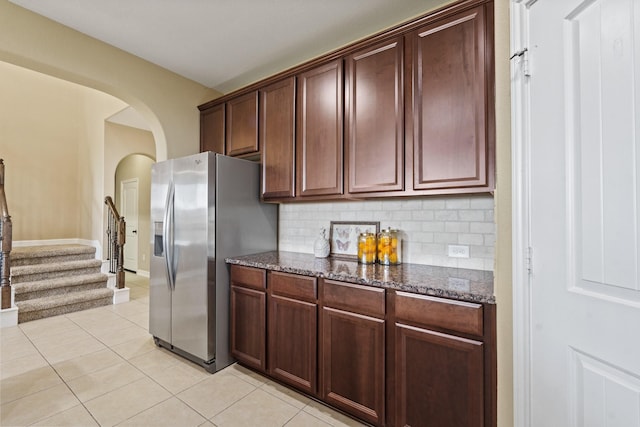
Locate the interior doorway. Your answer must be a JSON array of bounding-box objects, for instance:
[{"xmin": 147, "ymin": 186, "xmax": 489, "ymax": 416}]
[
  {"xmin": 114, "ymin": 153, "xmax": 155, "ymax": 277},
  {"xmin": 511, "ymin": 1, "xmax": 640, "ymax": 425},
  {"xmin": 121, "ymin": 178, "xmax": 139, "ymax": 272}
]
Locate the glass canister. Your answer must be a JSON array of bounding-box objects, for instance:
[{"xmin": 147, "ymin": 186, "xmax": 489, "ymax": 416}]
[
  {"xmin": 377, "ymin": 227, "xmax": 401, "ymax": 265},
  {"xmin": 357, "ymin": 232, "xmax": 377, "ymax": 264}
]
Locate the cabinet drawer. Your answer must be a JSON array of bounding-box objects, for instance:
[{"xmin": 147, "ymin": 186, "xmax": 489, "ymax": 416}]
[
  {"xmin": 322, "ymin": 279, "xmax": 385, "ymax": 318},
  {"xmin": 269, "ymin": 271, "xmax": 317, "ymax": 302},
  {"xmin": 395, "ymin": 291, "xmax": 483, "ymax": 337},
  {"xmin": 230, "ymin": 265, "xmax": 266, "ymax": 291}
]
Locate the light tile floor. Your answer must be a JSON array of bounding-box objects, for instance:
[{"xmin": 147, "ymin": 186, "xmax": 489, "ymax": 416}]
[{"xmin": 1, "ymin": 273, "xmax": 366, "ymax": 427}]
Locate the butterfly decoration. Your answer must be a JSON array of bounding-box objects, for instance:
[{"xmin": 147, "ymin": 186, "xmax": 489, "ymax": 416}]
[
  {"xmin": 335, "ymin": 239, "xmax": 350, "ymax": 251},
  {"xmin": 336, "ymin": 226, "xmax": 351, "ymax": 240}
]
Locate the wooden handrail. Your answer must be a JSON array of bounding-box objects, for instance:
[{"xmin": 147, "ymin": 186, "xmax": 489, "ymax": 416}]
[
  {"xmin": 0, "ymin": 159, "xmax": 12, "ymax": 309},
  {"xmin": 104, "ymin": 196, "xmax": 125, "ymax": 289}
]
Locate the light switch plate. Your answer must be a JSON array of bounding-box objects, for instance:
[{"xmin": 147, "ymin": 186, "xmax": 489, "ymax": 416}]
[{"xmin": 448, "ymin": 245, "xmax": 470, "ymax": 258}]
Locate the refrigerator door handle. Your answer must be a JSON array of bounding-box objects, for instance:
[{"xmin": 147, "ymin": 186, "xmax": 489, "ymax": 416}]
[{"xmin": 163, "ymin": 180, "xmax": 176, "ymax": 290}]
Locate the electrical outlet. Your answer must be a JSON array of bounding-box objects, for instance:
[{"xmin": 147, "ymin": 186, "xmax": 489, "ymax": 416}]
[{"xmin": 448, "ymin": 245, "xmax": 470, "ymax": 258}]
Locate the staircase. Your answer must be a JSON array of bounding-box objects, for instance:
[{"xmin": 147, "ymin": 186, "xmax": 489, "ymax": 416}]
[{"xmin": 11, "ymin": 244, "xmax": 113, "ymax": 323}]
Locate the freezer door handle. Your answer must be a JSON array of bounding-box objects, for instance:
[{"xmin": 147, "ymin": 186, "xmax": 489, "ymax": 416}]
[{"xmin": 163, "ymin": 180, "xmax": 176, "ymax": 290}]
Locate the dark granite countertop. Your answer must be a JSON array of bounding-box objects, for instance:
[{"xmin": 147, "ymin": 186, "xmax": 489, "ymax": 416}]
[{"xmin": 226, "ymin": 251, "xmax": 495, "ymax": 304}]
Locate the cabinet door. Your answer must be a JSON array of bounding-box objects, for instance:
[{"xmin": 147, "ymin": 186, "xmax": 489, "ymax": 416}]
[
  {"xmin": 200, "ymin": 103, "xmax": 225, "ymax": 154},
  {"xmin": 230, "ymin": 285, "xmax": 266, "ymax": 372},
  {"xmin": 296, "ymin": 60, "xmax": 344, "ymax": 197},
  {"xmin": 322, "ymin": 306, "xmax": 384, "ymax": 426},
  {"xmin": 345, "ymin": 37, "xmax": 404, "ymax": 194},
  {"xmin": 395, "ymin": 323, "xmax": 484, "ymax": 427},
  {"xmin": 408, "ymin": 5, "xmax": 490, "ymax": 190},
  {"xmin": 260, "ymin": 77, "xmax": 296, "ymax": 199},
  {"xmin": 226, "ymin": 91, "xmax": 259, "ymax": 157},
  {"xmin": 268, "ymin": 294, "xmax": 317, "ymax": 395}
]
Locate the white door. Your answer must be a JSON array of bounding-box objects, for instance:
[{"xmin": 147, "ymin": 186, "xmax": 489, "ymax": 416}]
[
  {"xmin": 513, "ymin": 0, "xmax": 640, "ymax": 426},
  {"xmin": 121, "ymin": 179, "xmax": 139, "ymax": 272}
]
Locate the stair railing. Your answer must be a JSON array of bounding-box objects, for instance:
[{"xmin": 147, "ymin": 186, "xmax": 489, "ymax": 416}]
[
  {"xmin": 0, "ymin": 159, "xmax": 12, "ymax": 309},
  {"xmin": 104, "ymin": 196, "xmax": 125, "ymax": 289}
]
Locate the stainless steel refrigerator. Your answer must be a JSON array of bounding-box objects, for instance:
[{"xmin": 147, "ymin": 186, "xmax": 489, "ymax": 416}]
[{"xmin": 149, "ymin": 152, "xmax": 277, "ymax": 372}]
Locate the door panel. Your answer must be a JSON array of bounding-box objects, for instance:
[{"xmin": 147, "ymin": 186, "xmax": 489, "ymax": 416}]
[
  {"xmin": 261, "ymin": 77, "xmax": 296, "ymax": 199},
  {"xmin": 121, "ymin": 179, "xmax": 138, "ymax": 272},
  {"xmin": 171, "ymin": 153, "xmax": 211, "ymax": 361},
  {"xmin": 345, "ymin": 37, "xmax": 404, "ymax": 194},
  {"xmin": 524, "ymin": 1, "xmax": 640, "ymax": 425},
  {"xmin": 410, "ymin": 6, "xmax": 487, "ymax": 190},
  {"xmin": 296, "ymin": 60, "xmax": 344, "ymax": 197},
  {"xmin": 149, "ymin": 160, "xmax": 172, "ymax": 343},
  {"xmin": 321, "ymin": 306, "xmax": 384, "ymax": 426}
]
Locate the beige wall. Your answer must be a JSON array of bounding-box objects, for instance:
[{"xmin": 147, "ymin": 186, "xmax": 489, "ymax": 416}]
[
  {"xmin": 0, "ymin": 61, "xmax": 126, "ymax": 241},
  {"xmin": 0, "ymin": 0, "xmax": 218, "ymax": 247},
  {"xmin": 0, "ymin": 0, "xmax": 219, "ymax": 162},
  {"xmin": 493, "ymin": 0, "xmax": 513, "ymax": 426}
]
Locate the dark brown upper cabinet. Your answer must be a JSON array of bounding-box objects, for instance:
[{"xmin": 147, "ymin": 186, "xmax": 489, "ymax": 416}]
[
  {"xmin": 226, "ymin": 91, "xmax": 259, "ymax": 157},
  {"xmin": 296, "ymin": 60, "xmax": 344, "ymax": 197},
  {"xmin": 260, "ymin": 77, "xmax": 296, "ymax": 200},
  {"xmin": 345, "ymin": 37, "xmax": 404, "ymax": 195},
  {"xmin": 406, "ymin": 5, "xmax": 492, "ymax": 191},
  {"xmin": 198, "ymin": 0, "xmax": 495, "ymax": 200},
  {"xmin": 200, "ymin": 103, "xmax": 225, "ymax": 154}
]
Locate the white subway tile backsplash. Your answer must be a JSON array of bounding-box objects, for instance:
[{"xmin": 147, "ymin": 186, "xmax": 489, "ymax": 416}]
[
  {"xmin": 470, "ymin": 198, "xmax": 495, "ymax": 209},
  {"xmin": 459, "ymin": 233, "xmax": 485, "ymax": 246},
  {"xmin": 435, "ymin": 210, "xmax": 459, "ymax": 221},
  {"xmin": 422, "ymin": 199, "xmax": 446, "ymax": 209},
  {"xmin": 390, "ymin": 210, "xmax": 412, "ymax": 221},
  {"xmin": 412, "ymin": 210, "xmax": 435, "ymax": 221},
  {"xmin": 422, "ymin": 222, "xmax": 446, "ymax": 232},
  {"xmin": 459, "ymin": 210, "xmax": 485, "ymax": 221},
  {"xmin": 278, "ymin": 195, "xmax": 495, "ymax": 271},
  {"xmin": 484, "ymin": 233, "xmax": 496, "ymax": 247},
  {"xmin": 434, "ymin": 233, "xmax": 458, "ymax": 244},
  {"xmin": 445, "ymin": 198, "xmax": 471, "ymax": 209},
  {"xmin": 445, "ymin": 222, "xmax": 470, "ymax": 233},
  {"xmin": 470, "ymin": 222, "xmax": 495, "ymax": 234}
]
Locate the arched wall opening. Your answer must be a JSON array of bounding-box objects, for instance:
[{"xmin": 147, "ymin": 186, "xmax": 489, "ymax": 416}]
[{"xmin": 114, "ymin": 153, "xmax": 155, "ymax": 276}]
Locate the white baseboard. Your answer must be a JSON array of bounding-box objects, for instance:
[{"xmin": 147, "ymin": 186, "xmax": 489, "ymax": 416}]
[
  {"xmin": 0, "ymin": 307, "xmax": 18, "ymax": 328},
  {"xmin": 136, "ymin": 269, "xmax": 150, "ymax": 278},
  {"xmin": 113, "ymin": 287, "xmax": 130, "ymax": 305},
  {"xmin": 14, "ymin": 239, "xmax": 103, "ymax": 260}
]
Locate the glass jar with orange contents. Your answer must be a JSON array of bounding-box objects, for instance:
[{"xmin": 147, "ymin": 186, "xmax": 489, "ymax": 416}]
[
  {"xmin": 357, "ymin": 232, "xmax": 377, "ymax": 264},
  {"xmin": 377, "ymin": 227, "xmax": 401, "ymax": 265}
]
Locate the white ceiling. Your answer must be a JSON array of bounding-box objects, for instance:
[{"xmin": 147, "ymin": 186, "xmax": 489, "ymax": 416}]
[{"xmin": 9, "ymin": 0, "xmax": 446, "ymax": 94}]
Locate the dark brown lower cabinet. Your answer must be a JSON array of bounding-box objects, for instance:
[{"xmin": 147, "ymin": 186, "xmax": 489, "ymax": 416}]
[
  {"xmin": 230, "ymin": 266, "xmax": 267, "ymax": 372},
  {"xmin": 228, "ymin": 265, "xmax": 496, "ymax": 427},
  {"xmin": 395, "ymin": 323, "xmax": 484, "ymax": 427},
  {"xmin": 322, "ymin": 307, "xmax": 385, "ymax": 426},
  {"xmin": 267, "ymin": 271, "xmax": 318, "ymax": 395},
  {"xmin": 268, "ymin": 294, "xmax": 317, "ymax": 394},
  {"xmin": 392, "ymin": 290, "xmax": 494, "ymax": 427},
  {"xmin": 321, "ymin": 280, "xmax": 385, "ymax": 426}
]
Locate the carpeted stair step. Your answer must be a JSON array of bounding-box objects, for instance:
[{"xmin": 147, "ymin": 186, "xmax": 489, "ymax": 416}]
[
  {"xmin": 12, "ymin": 244, "xmax": 96, "ymax": 267},
  {"xmin": 13, "ymin": 273, "xmax": 109, "ymax": 302},
  {"xmin": 11, "ymin": 259, "xmax": 102, "ymax": 284},
  {"xmin": 16, "ymin": 288, "xmax": 114, "ymax": 323}
]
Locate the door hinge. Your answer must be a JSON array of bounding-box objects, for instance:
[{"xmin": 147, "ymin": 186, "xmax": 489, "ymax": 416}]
[
  {"xmin": 510, "ymin": 47, "xmax": 530, "ymax": 77},
  {"xmin": 526, "ymin": 246, "xmax": 533, "ymax": 275}
]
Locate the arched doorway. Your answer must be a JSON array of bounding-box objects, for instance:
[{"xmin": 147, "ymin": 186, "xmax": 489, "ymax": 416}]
[{"xmin": 114, "ymin": 153, "xmax": 155, "ymax": 276}]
